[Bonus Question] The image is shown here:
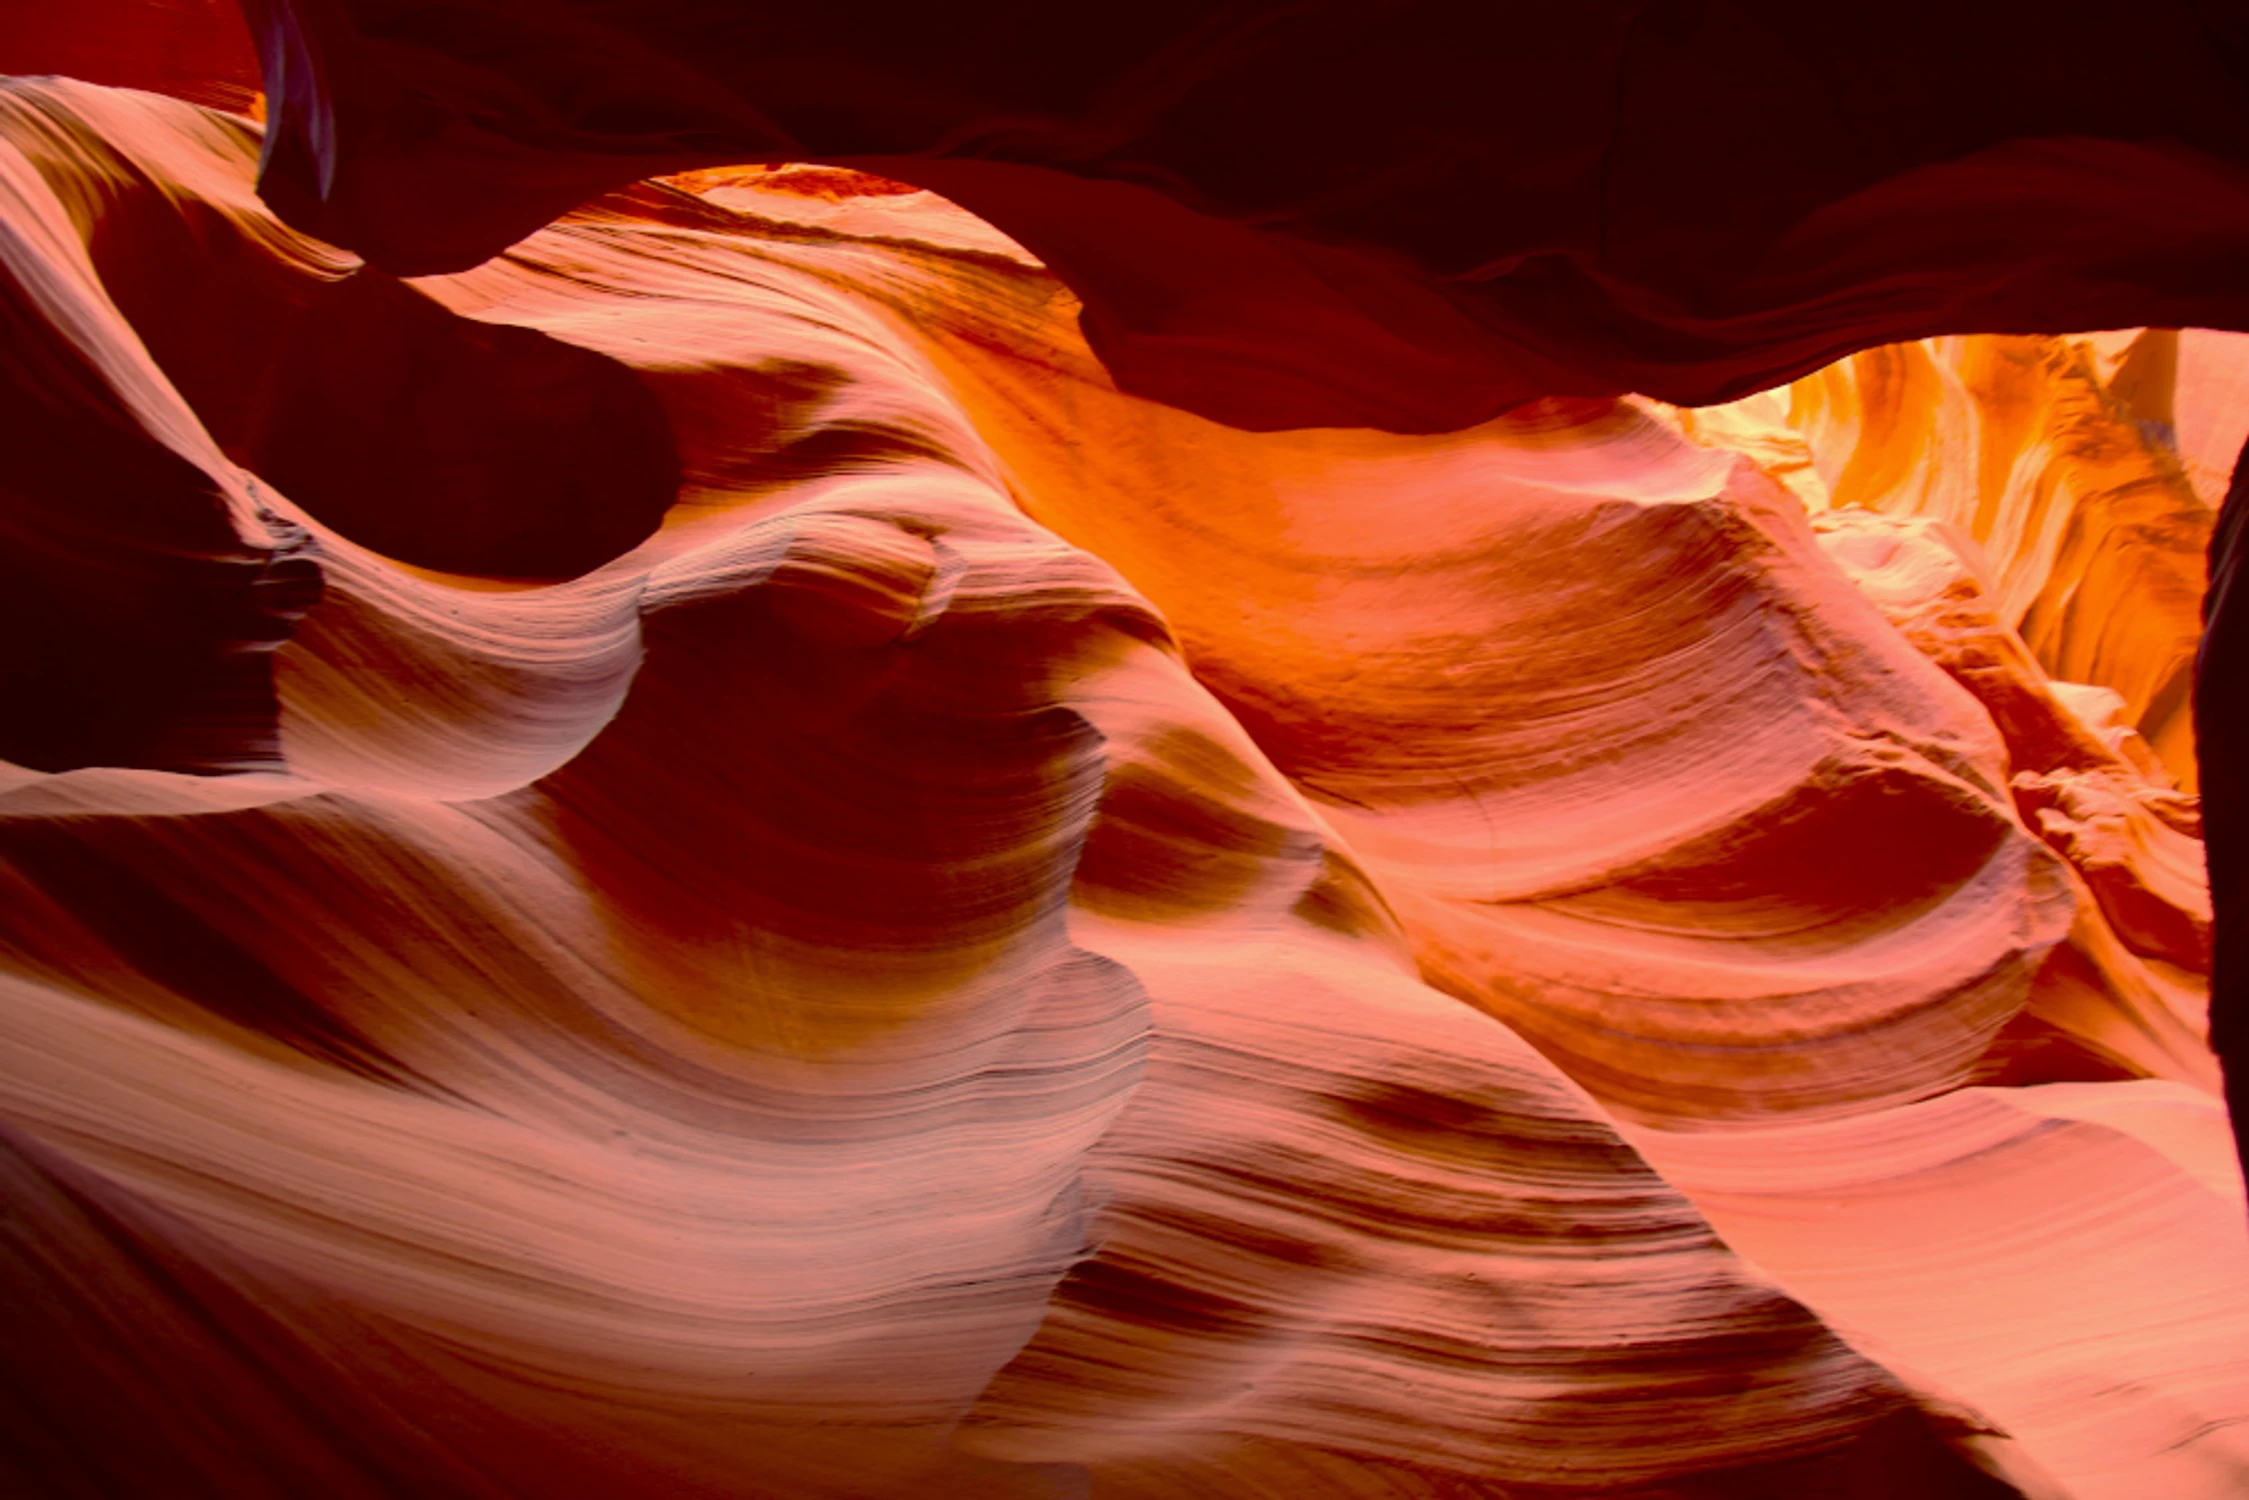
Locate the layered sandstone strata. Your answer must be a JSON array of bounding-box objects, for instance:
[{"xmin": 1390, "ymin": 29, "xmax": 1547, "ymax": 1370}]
[{"xmin": 1, "ymin": 79, "xmax": 2244, "ymax": 1500}]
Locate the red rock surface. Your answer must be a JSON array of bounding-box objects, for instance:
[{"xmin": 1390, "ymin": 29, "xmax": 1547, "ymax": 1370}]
[{"xmin": 3, "ymin": 9, "xmax": 2248, "ymax": 1500}]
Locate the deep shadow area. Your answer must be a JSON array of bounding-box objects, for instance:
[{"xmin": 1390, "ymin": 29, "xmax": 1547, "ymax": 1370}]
[
  {"xmin": 2198, "ymin": 433, "xmax": 2249, "ymax": 1187},
  {"xmin": 245, "ymin": 268, "xmax": 679, "ymax": 580},
  {"xmin": 0, "ymin": 80, "xmax": 680, "ymax": 774},
  {"xmin": 0, "ymin": 233, "xmax": 315, "ymax": 773},
  {"xmin": 240, "ymin": 1, "xmax": 2249, "ymax": 431},
  {"xmin": 77, "ymin": 181, "xmax": 681, "ymax": 579}
]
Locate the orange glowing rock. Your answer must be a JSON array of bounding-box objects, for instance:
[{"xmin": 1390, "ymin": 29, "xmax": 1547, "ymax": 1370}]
[
  {"xmin": 1, "ymin": 68, "xmax": 2245, "ymax": 1500},
  {"xmin": 1781, "ymin": 335, "xmax": 2214, "ymax": 787},
  {"xmin": 936, "ymin": 322, "xmax": 2076, "ymax": 1128}
]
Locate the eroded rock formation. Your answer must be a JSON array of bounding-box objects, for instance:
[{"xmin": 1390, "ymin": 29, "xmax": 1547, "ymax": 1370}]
[{"xmin": 3, "ymin": 8, "xmax": 2249, "ymax": 1499}]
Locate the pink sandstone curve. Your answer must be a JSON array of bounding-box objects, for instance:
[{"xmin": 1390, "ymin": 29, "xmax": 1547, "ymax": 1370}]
[{"xmin": 0, "ymin": 77, "xmax": 2246, "ymax": 1500}]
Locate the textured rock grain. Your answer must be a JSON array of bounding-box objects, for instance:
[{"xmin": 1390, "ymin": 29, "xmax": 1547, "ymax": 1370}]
[{"xmin": 1, "ymin": 73, "xmax": 2243, "ymax": 1500}]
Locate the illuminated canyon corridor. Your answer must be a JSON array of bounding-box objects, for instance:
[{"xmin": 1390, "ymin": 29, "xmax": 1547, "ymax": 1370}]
[{"xmin": 4, "ymin": 4, "xmax": 2249, "ymax": 1497}]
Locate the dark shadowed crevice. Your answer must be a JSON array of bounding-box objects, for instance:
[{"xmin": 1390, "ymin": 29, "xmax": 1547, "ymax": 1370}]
[
  {"xmin": 75, "ymin": 183, "xmax": 682, "ymax": 580},
  {"xmin": 2196, "ymin": 430, "xmax": 2249, "ymax": 1187},
  {"xmin": 238, "ymin": 270, "xmax": 680, "ymax": 579}
]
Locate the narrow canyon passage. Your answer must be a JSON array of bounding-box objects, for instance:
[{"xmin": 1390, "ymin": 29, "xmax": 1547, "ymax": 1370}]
[{"xmin": 3, "ymin": 6, "xmax": 2249, "ymax": 1498}]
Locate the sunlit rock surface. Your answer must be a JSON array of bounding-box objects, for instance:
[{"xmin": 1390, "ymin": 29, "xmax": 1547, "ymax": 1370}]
[
  {"xmin": 2, "ymin": 52, "xmax": 2247, "ymax": 1500},
  {"xmin": 1786, "ymin": 335, "xmax": 2213, "ymax": 788}
]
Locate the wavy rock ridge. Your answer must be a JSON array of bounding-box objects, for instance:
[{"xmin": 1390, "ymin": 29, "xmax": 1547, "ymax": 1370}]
[{"xmin": 0, "ymin": 71, "xmax": 2245, "ymax": 1500}]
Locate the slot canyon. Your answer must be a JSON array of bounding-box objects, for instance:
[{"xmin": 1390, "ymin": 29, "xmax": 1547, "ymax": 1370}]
[{"xmin": 3, "ymin": 3, "xmax": 2249, "ymax": 1496}]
